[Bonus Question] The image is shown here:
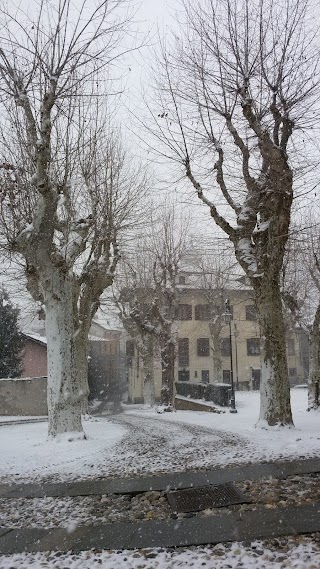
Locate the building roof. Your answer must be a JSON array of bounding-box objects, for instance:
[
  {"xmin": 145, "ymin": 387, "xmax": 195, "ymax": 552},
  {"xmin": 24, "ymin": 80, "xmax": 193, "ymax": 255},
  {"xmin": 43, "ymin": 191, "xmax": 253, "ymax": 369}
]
[
  {"xmin": 91, "ymin": 319, "xmax": 122, "ymax": 334},
  {"xmin": 22, "ymin": 333, "xmax": 47, "ymax": 346},
  {"xmin": 88, "ymin": 334, "xmax": 111, "ymax": 342},
  {"xmin": 22, "ymin": 331, "xmax": 118, "ymax": 345}
]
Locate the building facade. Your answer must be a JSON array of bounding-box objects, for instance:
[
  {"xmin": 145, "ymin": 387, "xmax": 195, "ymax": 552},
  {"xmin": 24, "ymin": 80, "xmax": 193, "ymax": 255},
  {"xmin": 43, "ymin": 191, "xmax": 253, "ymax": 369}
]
[
  {"xmin": 88, "ymin": 322, "xmax": 125, "ymax": 401},
  {"xmin": 21, "ymin": 334, "xmax": 48, "ymax": 378},
  {"xmin": 126, "ymin": 286, "xmax": 308, "ymax": 403}
]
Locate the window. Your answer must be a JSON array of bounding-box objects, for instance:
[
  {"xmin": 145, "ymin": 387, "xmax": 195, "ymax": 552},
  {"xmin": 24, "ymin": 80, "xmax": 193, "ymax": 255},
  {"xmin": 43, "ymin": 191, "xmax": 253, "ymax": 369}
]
[
  {"xmin": 245, "ymin": 305, "xmax": 258, "ymax": 321},
  {"xmin": 289, "ymin": 367, "xmax": 297, "ymax": 377},
  {"xmin": 195, "ymin": 304, "xmax": 210, "ymax": 320},
  {"xmin": 201, "ymin": 370, "xmax": 210, "ymax": 383},
  {"xmin": 178, "ymin": 276, "xmax": 186, "ymax": 285},
  {"xmin": 247, "ymin": 338, "xmax": 261, "ymax": 356},
  {"xmin": 223, "ymin": 370, "xmax": 231, "ymax": 383},
  {"xmin": 220, "ymin": 337, "xmax": 231, "ymax": 357},
  {"xmin": 178, "ymin": 370, "xmax": 190, "ymax": 382},
  {"xmin": 177, "ymin": 304, "xmax": 192, "ymax": 320},
  {"xmin": 194, "ymin": 371, "xmax": 198, "ymax": 378},
  {"xmin": 197, "ymin": 338, "xmax": 210, "ymax": 357},
  {"xmin": 178, "ymin": 338, "xmax": 189, "ymax": 367},
  {"xmin": 287, "ymin": 339, "xmax": 295, "ymax": 356}
]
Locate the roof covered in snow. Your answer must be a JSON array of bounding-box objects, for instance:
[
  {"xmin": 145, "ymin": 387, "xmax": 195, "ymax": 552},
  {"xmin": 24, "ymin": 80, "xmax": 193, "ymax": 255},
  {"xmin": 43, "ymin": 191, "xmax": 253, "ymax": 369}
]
[{"xmin": 22, "ymin": 333, "xmax": 47, "ymax": 346}]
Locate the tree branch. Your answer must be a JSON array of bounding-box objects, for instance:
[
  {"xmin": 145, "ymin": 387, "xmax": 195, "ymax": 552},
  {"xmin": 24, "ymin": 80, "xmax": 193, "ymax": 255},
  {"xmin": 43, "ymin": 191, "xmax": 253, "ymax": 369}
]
[{"xmin": 185, "ymin": 158, "xmax": 236, "ymax": 239}]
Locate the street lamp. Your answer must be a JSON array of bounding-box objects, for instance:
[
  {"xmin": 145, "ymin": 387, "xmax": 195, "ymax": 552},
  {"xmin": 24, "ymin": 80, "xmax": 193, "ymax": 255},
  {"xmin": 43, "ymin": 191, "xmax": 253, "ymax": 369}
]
[
  {"xmin": 234, "ymin": 323, "xmax": 240, "ymax": 390},
  {"xmin": 222, "ymin": 299, "xmax": 237, "ymax": 413}
]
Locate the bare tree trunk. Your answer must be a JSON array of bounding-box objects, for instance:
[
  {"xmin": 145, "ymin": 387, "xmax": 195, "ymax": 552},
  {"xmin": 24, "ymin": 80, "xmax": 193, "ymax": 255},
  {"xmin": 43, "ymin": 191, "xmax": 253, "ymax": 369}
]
[
  {"xmin": 144, "ymin": 372, "xmax": 155, "ymax": 406},
  {"xmin": 45, "ymin": 274, "xmax": 85, "ymax": 438},
  {"xmin": 308, "ymin": 304, "xmax": 320, "ymax": 411},
  {"xmin": 254, "ymin": 279, "xmax": 293, "ymax": 426},
  {"xmin": 160, "ymin": 340, "xmax": 175, "ymax": 406},
  {"xmin": 213, "ymin": 354, "xmax": 222, "ymax": 383},
  {"xmin": 143, "ymin": 337, "xmax": 155, "ymax": 406},
  {"xmin": 210, "ymin": 325, "xmax": 222, "ymax": 382},
  {"xmin": 74, "ymin": 328, "xmax": 90, "ymax": 415}
]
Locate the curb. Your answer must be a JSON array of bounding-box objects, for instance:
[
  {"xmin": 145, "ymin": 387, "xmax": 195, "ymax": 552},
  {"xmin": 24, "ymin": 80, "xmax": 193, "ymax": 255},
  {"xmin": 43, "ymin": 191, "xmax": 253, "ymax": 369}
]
[
  {"xmin": 0, "ymin": 504, "xmax": 319, "ymax": 554},
  {"xmin": 1, "ymin": 457, "xmax": 319, "ymax": 499}
]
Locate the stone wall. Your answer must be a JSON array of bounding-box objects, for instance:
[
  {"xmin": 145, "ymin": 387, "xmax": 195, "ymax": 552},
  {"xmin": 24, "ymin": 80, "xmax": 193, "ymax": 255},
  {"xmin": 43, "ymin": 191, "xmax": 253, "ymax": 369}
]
[{"xmin": 0, "ymin": 377, "xmax": 48, "ymax": 416}]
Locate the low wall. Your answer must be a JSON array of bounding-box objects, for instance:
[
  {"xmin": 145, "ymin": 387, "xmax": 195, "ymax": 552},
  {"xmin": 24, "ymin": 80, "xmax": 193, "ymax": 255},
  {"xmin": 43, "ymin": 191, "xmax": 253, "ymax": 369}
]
[
  {"xmin": 175, "ymin": 396, "xmax": 223, "ymax": 413},
  {"xmin": 0, "ymin": 377, "xmax": 48, "ymax": 416}
]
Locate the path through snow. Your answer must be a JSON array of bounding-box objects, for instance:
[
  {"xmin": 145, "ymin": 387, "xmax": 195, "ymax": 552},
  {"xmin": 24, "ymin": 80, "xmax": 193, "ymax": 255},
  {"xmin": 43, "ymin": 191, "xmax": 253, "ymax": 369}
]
[{"xmin": 103, "ymin": 413, "xmax": 252, "ymax": 477}]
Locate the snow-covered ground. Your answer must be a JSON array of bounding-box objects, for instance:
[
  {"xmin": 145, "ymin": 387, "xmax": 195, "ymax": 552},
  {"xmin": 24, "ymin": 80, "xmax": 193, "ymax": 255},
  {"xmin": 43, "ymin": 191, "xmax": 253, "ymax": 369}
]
[
  {"xmin": 0, "ymin": 418, "xmax": 126, "ymax": 483},
  {"xmin": 0, "ymin": 389, "xmax": 319, "ymax": 484},
  {"xmin": 125, "ymin": 389, "xmax": 320, "ymax": 464},
  {"xmin": 0, "ymin": 389, "xmax": 320, "ymax": 568},
  {"xmin": 1, "ymin": 539, "xmax": 319, "ymax": 568}
]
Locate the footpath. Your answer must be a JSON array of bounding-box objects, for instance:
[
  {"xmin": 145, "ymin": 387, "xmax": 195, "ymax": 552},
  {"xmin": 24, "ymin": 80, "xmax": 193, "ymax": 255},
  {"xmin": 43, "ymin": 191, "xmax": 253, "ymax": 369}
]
[{"xmin": 0, "ymin": 457, "xmax": 320, "ymax": 554}]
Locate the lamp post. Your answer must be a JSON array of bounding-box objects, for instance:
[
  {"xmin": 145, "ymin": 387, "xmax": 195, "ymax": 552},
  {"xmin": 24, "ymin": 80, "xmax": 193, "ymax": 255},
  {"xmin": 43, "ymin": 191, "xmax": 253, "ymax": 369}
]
[
  {"xmin": 222, "ymin": 299, "xmax": 237, "ymax": 413},
  {"xmin": 234, "ymin": 323, "xmax": 240, "ymax": 390}
]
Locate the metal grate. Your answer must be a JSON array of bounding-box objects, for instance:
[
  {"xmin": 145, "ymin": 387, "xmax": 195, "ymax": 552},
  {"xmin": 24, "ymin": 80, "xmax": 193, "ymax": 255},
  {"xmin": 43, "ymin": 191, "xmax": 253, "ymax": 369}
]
[{"xmin": 167, "ymin": 483, "xmax": 247, "ymax": 513}]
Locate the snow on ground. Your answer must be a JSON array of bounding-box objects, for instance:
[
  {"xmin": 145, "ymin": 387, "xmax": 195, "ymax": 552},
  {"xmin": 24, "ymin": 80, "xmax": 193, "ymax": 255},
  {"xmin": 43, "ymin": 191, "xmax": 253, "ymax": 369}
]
[
  {"xmin": 0, "ymin": 389, "xmax": 319, "ymax": 484},
  {"xmin": 0, "ymin": 390, "xmax": 320, "ymax": 567},
  {"xmin": 124, "ymin": 389, "xmax": 320, "ymax": 465},
  {"xmin": 0, "ymin": 418, "xmax": 126, "ymax": 483},
  {"xmin": 0, "ymin": 539, "xmax": 319, "ymax": 569}
]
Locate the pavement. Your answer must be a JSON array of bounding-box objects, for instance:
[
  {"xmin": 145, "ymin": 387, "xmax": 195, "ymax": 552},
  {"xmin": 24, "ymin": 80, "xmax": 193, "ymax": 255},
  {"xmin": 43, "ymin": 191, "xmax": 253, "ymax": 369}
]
[{"xmin": 0, "ymin": 457, "xmax": 320, "ymax": 554}]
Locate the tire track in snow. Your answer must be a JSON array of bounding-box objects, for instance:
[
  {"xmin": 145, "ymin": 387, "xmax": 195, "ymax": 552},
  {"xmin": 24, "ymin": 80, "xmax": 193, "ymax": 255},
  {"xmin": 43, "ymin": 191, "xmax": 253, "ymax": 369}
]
[{"xmin": 96, "ymin": 413, "xmax": 252, "ymax": 478}]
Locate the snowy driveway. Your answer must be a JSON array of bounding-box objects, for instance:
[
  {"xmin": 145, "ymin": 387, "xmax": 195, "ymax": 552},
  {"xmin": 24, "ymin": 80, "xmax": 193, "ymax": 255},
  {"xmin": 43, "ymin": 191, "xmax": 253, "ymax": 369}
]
[
  {"xmin": 103, "ymin": 413, "xmax": 252, "ymax": 478},
  {"xmin": 1, "ymin": 390, "xmax": 319, "ymax": 484},
  {"xmin": 0, "ymin": 412, "xmax": 250, "ymax": 484}
]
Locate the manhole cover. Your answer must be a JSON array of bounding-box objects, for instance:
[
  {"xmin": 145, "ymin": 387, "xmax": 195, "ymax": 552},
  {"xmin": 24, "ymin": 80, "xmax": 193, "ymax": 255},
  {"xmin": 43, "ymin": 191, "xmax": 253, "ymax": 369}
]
[{"xmin": 167, "ymin": 483, "xmax": 247, "ymax": 513}]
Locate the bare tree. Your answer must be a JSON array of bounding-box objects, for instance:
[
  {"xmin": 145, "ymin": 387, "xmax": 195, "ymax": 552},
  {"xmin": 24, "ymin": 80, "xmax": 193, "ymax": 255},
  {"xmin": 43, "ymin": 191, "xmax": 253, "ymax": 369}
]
[
  {"xmin": 282, "ymin": 220, "xmax": 320, "ymax": 410},
  {"xmin": 308, "ymin": 310, "xmax": 320, "ymax": 410},
  {"xmin": 0, "ymin": 1, "xmax": 147, "ymax": 438},
  {"xmin": 117, "ymin": 204, "xmax": 190, "ymax": 407},
  {"xmin": 308, "ymin": 254, "xmax": 320, "ymax": 411},
  {"xmin": 282, "ymin": 220, "xmax": 320, "ymax": 411},
  {"xmin": 194, "ymin": 255, "xmax": 239, "ymax": 382},
  {"xmin": 116, "ymin": 262, "xmax": 157, "ymax": 406},
  {"xmin": 147, "ymin": 0, "xmax": 320, "ymax": 426}
]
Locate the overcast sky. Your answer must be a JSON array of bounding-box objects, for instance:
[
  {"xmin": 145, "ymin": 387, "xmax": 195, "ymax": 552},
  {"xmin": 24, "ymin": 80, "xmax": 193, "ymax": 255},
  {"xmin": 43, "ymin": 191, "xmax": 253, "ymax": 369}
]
[
  {"xmin": 121, "ymin": 0, "xmax": 172, "ymax": 114},
  {"xmin": 0, "ymin": 0, "xmax": 228, "ymax": 324}
]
